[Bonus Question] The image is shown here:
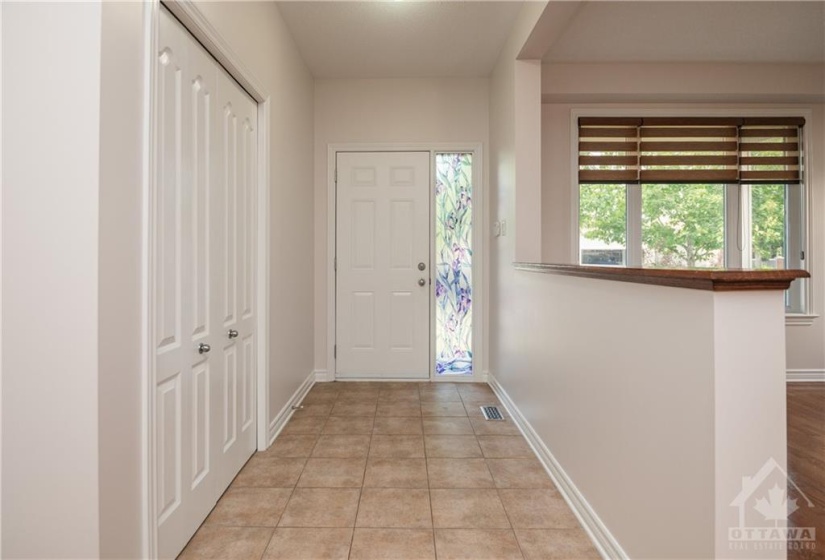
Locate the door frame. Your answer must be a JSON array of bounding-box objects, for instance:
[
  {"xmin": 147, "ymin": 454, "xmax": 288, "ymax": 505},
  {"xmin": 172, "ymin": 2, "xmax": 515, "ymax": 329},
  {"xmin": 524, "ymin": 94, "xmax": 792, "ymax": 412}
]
[
  {"xmin": 327, "ymin": 143, "xmax": 484, "ymax": 383},
  {"xmin": 142, "ymin": 1, "xmax": 271, "ymax": 556}
]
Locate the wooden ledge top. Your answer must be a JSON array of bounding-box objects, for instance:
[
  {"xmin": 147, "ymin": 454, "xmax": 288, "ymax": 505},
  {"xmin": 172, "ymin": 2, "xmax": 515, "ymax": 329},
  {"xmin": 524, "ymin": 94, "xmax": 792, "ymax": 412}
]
[{"xmin": 513, "ymin": 263, "xmax": 810, "ymax": 292}]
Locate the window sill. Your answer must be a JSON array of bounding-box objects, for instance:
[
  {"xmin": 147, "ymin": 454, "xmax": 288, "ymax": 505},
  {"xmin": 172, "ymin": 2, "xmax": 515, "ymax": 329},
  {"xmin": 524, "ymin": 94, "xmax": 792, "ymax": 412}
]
[{"xmin": 786, "ymin": 314, "xmax": 819, "ymax": 326}]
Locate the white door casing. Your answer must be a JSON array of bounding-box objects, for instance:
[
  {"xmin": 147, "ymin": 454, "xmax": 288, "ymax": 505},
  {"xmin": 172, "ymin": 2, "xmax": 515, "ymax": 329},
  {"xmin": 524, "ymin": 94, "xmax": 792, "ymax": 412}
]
[
  {"xmin": 154, "ymin": 9, "xmax": 257, "ymax": 558},
  {"xmin": 335, "ymin": 152, "xmax": 431, "ymax": 378}
]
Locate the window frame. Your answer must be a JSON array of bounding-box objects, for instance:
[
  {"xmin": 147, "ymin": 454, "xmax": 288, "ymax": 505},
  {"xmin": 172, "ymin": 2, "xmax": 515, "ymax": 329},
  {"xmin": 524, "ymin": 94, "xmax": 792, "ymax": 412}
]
[{"xmin": 570, "ymin": 108, "xmax": 814, "ymax": 321}]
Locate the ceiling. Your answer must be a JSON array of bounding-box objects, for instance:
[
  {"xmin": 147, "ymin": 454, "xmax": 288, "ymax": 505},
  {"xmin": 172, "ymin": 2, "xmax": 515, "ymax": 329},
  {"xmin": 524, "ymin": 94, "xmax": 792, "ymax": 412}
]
[
  {"xmin": 276, "ymin": 1, "xmax": 525, "ymax": 78},
  {"xmin": 542, "ymin": 1, "xmax": 825, "ymax": 63}
]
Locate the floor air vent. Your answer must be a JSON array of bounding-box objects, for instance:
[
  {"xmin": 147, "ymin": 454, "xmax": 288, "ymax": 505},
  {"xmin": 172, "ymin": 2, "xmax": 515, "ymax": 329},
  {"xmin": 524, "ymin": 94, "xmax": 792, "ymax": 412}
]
[{"xmin": 480, "ymin": 406, "xmax": 505, "ymax": 421}]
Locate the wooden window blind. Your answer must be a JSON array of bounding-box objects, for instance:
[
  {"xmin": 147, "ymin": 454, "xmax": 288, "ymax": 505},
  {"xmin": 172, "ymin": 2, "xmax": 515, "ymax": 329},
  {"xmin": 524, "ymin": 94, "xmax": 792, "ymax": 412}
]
[{"xmin": 578, "ymin": 116, "xmax": 805, "ymax": 185}]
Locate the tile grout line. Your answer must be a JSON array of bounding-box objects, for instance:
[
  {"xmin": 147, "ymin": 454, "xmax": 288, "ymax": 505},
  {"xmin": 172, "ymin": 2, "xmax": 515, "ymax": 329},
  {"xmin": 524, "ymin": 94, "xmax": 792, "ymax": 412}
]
[
  {"xmin": 346, "ymin": 411, "xmax": 373, "ymax": 560},
  {"xmin": 421, "ymin": 385, "xmax": 440, "ymax": 560}
]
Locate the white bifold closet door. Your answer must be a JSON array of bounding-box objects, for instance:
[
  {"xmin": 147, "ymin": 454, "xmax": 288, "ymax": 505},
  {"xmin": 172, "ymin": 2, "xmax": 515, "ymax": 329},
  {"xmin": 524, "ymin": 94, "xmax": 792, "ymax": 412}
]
[{"xmin": 155, "ymin": 8, "xmax": 258, "ymax": 558}]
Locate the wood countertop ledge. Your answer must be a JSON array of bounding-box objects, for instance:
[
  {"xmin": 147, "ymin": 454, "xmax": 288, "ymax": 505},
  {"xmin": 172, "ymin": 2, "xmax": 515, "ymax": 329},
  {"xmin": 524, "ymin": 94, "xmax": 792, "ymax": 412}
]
[{"xmin": 513, "ymin": 263, "xmax": 810, "ymax": 292}]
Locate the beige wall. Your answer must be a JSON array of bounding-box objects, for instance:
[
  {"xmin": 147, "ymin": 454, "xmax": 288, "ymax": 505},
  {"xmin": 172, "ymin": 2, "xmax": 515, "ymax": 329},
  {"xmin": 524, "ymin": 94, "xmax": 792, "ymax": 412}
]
[
  {"xmin": 98, "ymin": 2, "xmax": 146, "ymax": 557},
  {"xmin": 488, "ymin": 0, "xmax": 546, "ymax": 375},
  {"xmin": 2, "ymin": 3, "xmax": 103, "ymax": 557},
  {"xmin": 313, "ymin": 78, "xmax": 490, "ymax": 374},
  {"xmin": 539, "ymin": 62, "xmax": 825, "ymax": 372}
]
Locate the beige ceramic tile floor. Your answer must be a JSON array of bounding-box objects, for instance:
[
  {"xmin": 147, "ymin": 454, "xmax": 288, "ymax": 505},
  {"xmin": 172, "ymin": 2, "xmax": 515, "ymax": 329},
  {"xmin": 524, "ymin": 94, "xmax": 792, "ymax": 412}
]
[{"xmin": 179, "ymin": 382, "xmax": 601, "ymax": 560}]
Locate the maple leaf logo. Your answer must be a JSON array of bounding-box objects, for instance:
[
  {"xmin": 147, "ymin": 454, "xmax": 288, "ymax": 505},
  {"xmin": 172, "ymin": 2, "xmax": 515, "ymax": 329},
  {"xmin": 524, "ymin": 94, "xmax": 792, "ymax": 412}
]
[{"xmin": 754, "ymin": 484, "xmax": 798, "ymax": 524}]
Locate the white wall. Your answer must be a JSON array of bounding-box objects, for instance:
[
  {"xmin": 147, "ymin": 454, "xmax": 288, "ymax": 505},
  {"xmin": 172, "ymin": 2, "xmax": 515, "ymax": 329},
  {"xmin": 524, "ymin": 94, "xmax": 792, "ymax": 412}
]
[
  {"xmin": 313, "ymin": 78, "xmax": 490, "ymax": 374},
  {"xmin": 2, "ymin": 3, "xmax": 103, "ymax": 557},
  {"xmin": 194, "ymin": 0, "xmax": 316, "ymax": 441},
  {"xmin": 538, "ymin": 62, "xmax": 825, "ymax": 372}
]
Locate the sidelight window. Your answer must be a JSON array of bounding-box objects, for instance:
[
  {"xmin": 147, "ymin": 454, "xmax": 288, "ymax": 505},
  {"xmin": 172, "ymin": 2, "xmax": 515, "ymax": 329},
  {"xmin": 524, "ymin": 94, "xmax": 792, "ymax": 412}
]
[{"xmin": 435, "ymin": 153, "xmax": 473, "ymax": 375}]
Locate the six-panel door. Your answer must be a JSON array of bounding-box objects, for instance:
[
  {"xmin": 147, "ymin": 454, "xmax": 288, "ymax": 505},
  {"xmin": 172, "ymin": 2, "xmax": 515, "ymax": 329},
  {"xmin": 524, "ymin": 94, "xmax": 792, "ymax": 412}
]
[{"xmin": 336, "ymin": 152, "xmax": 431, "ymax": 378}]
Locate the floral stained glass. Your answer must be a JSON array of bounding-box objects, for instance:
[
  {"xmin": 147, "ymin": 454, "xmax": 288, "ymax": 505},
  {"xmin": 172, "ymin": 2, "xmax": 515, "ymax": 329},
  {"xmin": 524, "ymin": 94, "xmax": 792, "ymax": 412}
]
[{"xmin": 435, "ymin": 153, "xmax": 473, "ymax": 375}]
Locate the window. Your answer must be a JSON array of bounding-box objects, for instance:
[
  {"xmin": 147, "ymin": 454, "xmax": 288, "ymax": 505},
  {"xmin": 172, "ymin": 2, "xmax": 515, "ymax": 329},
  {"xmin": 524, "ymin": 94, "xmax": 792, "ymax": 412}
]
[
  {"xmin": 435, "ymin": 153, "xmax": 474, "ymax": 375},
  {"xmin": 578, "ymin": 116, "xmax": 808, "ymax": 313}
]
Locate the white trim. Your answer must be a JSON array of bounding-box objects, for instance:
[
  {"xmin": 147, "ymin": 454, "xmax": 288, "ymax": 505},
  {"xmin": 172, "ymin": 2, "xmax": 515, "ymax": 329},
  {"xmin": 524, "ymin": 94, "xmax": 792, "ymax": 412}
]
[
  {"xmin": 787, "ymin": 369, "xmax": 825, "ymax": 382},
  {"xmin": 786, "ymin": 314, "xmax": 819, "ymax": 326},
  {"xmin": 314, "ymin": 370, "xmax": 333, "ymax": 383},
  {"xmin": 0, "ymin": 2, "xmax": 5, "ymax": 546},
  {"xmin": 327, "ymin": 143, "xmax": 485, "ymax": 383},
  {"xmin": 488, "ymin": 373, "xmax": 627, "ymax": 560},
  {"xmin": 255, "ymin": 98, "xmax": 271, "ymax": 450},
  {"xmin": 332, "ymin": 377, "xmax": 433, "ymax": 383},
  {"xmin": 141, "ymin": 2, "xmax": 159, "ymax": 556},
  {"xmin": 267, "ymin": 371, "xmax": 315, "ymax": 446},
  {"xmin": 144, "ymin": 2, "xmax": 271, "ymax": 557},
  {"xmin": 569, "ymin": 112, "xmax": 580, "ymax": 263}
]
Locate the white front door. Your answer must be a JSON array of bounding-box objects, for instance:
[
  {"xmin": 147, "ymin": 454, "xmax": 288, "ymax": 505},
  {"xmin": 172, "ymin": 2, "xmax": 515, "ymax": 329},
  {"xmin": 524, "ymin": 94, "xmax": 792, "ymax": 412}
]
[
  {"xmin": 155, "ymin": 9, "xmax": 257, "ymax": 558},
  {"xmin": 335, "ymin": 152, "xmax": 431, "ymax": 378}
]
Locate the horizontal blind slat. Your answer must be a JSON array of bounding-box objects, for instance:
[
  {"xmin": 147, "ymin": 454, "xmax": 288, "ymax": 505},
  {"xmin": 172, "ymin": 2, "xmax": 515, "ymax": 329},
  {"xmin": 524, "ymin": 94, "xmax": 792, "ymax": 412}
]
[
  {"xmin": 579, "ymin": 141, "xmax": 638, "ymax": 152},
  {"xmin": 641, "ymin": 141, "xmax": 738, "ymax": 152},
  {"xmin": 739, "ymin": 142, "xmax": 799, "ymax": 152},
  {"xmin": 739, "ymin": 156, "xmax": 799, "ymax": 166},
  {"xmin": 579, "ymin": 170, "xmax": 639, "ymax": 183},
  {"xmin": 742, "ymin": 117, "xmax": 805, "ymax": 126},
  {"xmin": 740, "ymin": 170, "xmax": 801, "ymax": 181},
  {"xmin": 641, "ymin": 169, "xmax": 738, "ymax": 182},
  {"xmin": 579, "ymin": 155, "xmax": 638, "ymax": 166},
  {"xmin": 739, "ymin": 128, "xmax": 798, "ymax": 138},
  {"xmin": 640, "ymin": 127, "xmax": 737, "ymax": 138},
  {"xmin": 640, "ymin": 155, "xmax": 738, "ymax": 166},
  {"xmin": 578, "ymin": 127, "xmax": 638, "ymax": 138}
]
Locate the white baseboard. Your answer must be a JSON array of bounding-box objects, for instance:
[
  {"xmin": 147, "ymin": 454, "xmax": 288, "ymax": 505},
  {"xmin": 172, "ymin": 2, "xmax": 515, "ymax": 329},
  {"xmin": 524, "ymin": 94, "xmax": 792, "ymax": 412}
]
[
  {"xmin": 266, "ymin": 371, "xmax": 315, "ymax": 447},
  {"xmin": 315, "ymin": 369, "xmax": 333, "ymax": 383},
  {"xmin": 487, "ymin": 373, "xmax": 627, "ymax": 560},
  {"xmin": 787, "ymin": 369, "xmax": 825, "ymax": 382}
]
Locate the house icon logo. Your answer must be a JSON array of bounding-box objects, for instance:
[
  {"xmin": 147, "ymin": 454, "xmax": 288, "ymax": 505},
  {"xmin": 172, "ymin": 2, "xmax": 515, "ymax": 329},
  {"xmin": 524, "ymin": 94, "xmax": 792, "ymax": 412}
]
[{"xmin": 728, "ymin": 457, "xmax": 816, "ymax": 552}]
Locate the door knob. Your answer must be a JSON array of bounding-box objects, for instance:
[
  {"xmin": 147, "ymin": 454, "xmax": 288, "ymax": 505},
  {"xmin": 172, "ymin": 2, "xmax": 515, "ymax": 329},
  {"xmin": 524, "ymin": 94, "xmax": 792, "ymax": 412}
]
[
  {"xmin": 418, "ymin": 262, "xmax": 426, "ymax": 271},
  {"xmin": 198, "ymin": 343, "xmax": 211, "ymax": 354},
  {"xmin": 228, "ymin": 329, "xmax": 239, "ymax": 339},
  {"xmin": 418, "ymin": 278, "xmax": 426, "ymax": 287}
]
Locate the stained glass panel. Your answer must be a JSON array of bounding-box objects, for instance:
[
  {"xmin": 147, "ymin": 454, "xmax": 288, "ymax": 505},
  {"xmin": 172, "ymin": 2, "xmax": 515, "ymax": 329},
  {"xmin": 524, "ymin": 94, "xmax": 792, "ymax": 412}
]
[{"xmin": 435, "ymin": 153, "xmax": 473, "ymax": 375}]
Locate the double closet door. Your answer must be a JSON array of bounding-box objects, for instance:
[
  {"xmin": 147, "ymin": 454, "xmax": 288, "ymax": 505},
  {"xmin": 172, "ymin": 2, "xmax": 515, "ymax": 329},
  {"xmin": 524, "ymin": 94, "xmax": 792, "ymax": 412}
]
[{"xmin": 154, "ymin": 8, "xmax": 258, "ymax": 558}]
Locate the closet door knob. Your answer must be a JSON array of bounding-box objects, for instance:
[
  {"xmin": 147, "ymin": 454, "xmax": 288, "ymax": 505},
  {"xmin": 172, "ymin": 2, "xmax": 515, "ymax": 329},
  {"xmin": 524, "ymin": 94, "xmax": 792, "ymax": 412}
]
[
  {"xmin": 198, "ymin": 343, "xmax": 211, "ymax": 354},
  {"xmin": 228, "ymin": 329, "xmax": 239, "ymax": 339}
]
